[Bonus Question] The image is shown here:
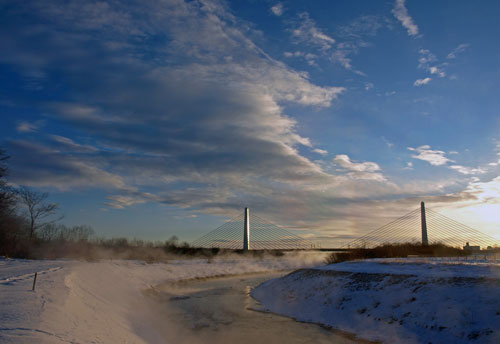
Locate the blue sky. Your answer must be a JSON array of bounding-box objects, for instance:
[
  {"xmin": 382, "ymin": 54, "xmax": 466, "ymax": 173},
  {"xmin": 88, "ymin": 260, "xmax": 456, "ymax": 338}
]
[{"xmin": 1, "ymin": 0, "xmax": 500, "ymax": 243}]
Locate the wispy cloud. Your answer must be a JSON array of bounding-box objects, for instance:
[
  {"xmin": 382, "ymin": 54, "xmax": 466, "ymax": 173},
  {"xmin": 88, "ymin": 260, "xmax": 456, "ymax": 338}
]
[
  {"xmin": 392, "ymin": 0, "xmax": 419, "ymax": 36},
  {"xmin": 337, "ymin": 15, "xmax": 383, "ymax": 38},
  {"xmin": 49, "ymin": 135, "xmax": 98, "ymax": 153},
  {"xmin": 2, "ymin": 0, "xmax": 489, "ymax": 237},
  {"xmin": 271, "ymin": 3, "xmax": 284, "ymax": 16},
  {"xmin": 416, "ymin": 45, "xmax": 470, "ymax": 84},
  {"xmin": 429, "ymin": 66, "xmax": 446, "ymax": 77},
  {"xmin": 292, "ymin": 12, "xmax": 335, "ymax": 51},
  {"xmin": 328, "ymin": 16, "xmax": 384, "ymax": 74},
  {"xmin": 408, "ymin": 145, "xmax": 454, "ymax": 165},
  {"xmin": 447, "ymin": 43, "xmax": 469, "ymax": 59},
  {"xmin": 334, "ymin": 154, "xmax": 381, "ymax": 172},
  {"xmin": 407, "ymin": 146, "xmax": 487, "ymax": 181},
  {"xmin": 284, "ymin": 51, "xmax": 318, "ymax": 66},
  {"xmin": 418, "ymin": 49, "xmax": 446, "ymax": 78},
  {"xmin": 413, "ymin": 77, "xmax": 432, "ymax": 86},
  {"xmin": 418, "ymin": 49, "xmax": 437, "ymax": 66},
  {"xmin": 287, "ymin": 13, "xmax": 382, "ymax": 74},
  {"xmin": 16, "ymin": 121, "xmax": 39, "ymax": 133},
  {"xmin": 7, "ymin": 140, "xmax": 128, "ymax": 191},
  {"xmin": 404, "ymin": 162, "xmax": 414, "ymax": 170},
  {"xmin": 381, "ymin": 136, "xmax": 394, "ymax": 148},
  {"xmin": 2, "ymin": 0, "xmax": 352, "ymax": 224},
  {"xmin": 334, "ymin": 154, "xmax": 387, "ymax": 182},
  {"xmin": 313, "ymin": 148, "xmax": 328, "ymax": 156},
  {"xmin": 330, "ymin": 48, "xmax": 353, "ymax": 70},
  {"xmin": 449, "ymin": 165, "xmax": 486, "ymax": 175}
]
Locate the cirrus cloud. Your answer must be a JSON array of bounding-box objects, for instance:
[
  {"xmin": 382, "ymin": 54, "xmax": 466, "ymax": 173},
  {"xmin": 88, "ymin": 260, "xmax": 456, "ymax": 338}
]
[{"xmin": 392, "ymin": 0, "xmax": 419, "ymax": 36}]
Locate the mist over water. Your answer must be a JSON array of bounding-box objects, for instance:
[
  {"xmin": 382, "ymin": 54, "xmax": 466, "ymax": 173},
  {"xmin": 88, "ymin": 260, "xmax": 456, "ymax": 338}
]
[{"xmin": 146, "ymin": 272, "xmax": 359, "ymax": 344}]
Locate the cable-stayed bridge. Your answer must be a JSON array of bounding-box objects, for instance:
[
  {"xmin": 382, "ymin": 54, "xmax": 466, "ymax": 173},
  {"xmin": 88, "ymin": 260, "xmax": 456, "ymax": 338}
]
[
  {"xmin": 191, "ymin": 203, "xmax": 500, "ymax": 250},
  {"xmin": 344, "ymin": 202, "xmax": 500, "ymax": 249},
  {"xmin": 191, "ymin": 208, "xmax": 312, "ymax": 250}
]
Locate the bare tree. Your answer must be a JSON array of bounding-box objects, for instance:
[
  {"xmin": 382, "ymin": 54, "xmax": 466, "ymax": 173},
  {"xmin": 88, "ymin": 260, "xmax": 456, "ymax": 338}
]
[
  {"xmin": 0, "ymin": 148, "xmax": 15, "ymax": 218},
  {"xmin": 16, "ymin": 186, "xmax": 59, "ymax": 239}
]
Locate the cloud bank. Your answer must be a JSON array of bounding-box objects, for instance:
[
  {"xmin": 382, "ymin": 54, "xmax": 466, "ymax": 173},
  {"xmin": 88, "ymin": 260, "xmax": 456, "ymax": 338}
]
[{"xmin": 1, "ymin": 0, "xmax": 495, "ymax": 240}]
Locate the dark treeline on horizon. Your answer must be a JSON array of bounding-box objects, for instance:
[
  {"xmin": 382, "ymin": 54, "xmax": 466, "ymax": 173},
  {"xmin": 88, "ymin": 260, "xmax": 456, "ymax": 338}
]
[
  {"xmin": 0, "ymin": 148, "xmax": 221, "ymax": 260},
  {"xmin": 1, "ymin": 148, "xmax": 287, "ymax": 260}
]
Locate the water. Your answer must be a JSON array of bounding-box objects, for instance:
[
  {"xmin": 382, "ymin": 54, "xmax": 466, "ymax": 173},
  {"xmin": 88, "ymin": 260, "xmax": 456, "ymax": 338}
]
[{"xmin": 149, "ymin": 271, "xmax": 366, "ymax": 344}]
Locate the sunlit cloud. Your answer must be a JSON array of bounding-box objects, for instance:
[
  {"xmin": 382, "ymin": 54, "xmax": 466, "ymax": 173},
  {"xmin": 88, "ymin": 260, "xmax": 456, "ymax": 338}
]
[
  {"xmin": 408, "ymin": 145, "xmax": 454, "ymax": 166},
  {"xmin": 313, "ymin": 148, "xmax": 328, "ymax": 156},
  {"xmin": 413, "ymin": 77, "xmax": 432, "ymax": 86},
  {"xmin": 334, "ymin": 154, "xmax": 387, "ymax": 182},
  {"xmin": 429, "ymin": 66, "xmax": 446, "ymax": 78},
  {"xmin": 428, "ymin": 176, "xmax": 500, "ymax": 237},
  {"xmin": 449, "ymin": 165, "xmax": 486, "ymax": 175},
  {"xmin": 334, "ymin": 154, "xmax": 381, "ymax": 172},
  {"xmin": 1, "ymin": 0, "xmax": 498, "ymax": 241},
  {"xmin": 3, "ymin": 0, "xmax": 347, "ymax": 224}
]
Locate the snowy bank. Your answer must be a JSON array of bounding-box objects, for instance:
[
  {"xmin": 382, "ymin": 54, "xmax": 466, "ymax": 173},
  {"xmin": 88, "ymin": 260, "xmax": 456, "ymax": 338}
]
[
  {"xmin": 0, "ymin": 253, "xmax": 325, "ymax": 343},
  {"xmin": 252, "ymin": 259, "xmax": 500, "ymax": 344}
]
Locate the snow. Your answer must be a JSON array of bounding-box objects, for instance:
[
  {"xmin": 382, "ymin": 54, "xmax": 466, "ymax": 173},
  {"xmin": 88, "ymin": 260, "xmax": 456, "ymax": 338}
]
[
  {"xmin": 0, "ymin": 252, "xmax": 325, "ymax": 343},
  {"xmin": 252, "ymin": 259, "xmax": 500, "ymax": 344},
  {"xmin": 319, "ymin": 258, "xmax": 500, "ymax": 278}
]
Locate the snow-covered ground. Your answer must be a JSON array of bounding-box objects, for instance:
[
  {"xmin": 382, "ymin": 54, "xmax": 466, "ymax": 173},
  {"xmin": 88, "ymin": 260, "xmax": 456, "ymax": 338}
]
[
  {"xmin": 0, "ymin": 252, "xmax": 326, "ymax": 343},
  {"xmin": 252, "ymin": 258, "xmax": 500, "ymax": 344}
]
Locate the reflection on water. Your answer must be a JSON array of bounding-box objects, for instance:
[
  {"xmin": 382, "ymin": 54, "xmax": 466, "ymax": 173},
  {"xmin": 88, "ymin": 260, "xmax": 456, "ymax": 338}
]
[{"xmin": 149, "ymin": 272, "xmax": 364, "ymax": 344}]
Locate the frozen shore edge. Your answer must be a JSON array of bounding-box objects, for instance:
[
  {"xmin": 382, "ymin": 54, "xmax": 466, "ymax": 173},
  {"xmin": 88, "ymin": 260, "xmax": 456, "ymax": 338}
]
[{"xmin": 251, "ymin": 262, "xmax": 500, "ymax": 344}]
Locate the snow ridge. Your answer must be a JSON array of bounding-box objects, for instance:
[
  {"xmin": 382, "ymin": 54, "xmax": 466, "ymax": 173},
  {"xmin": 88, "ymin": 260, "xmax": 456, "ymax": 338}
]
[{"xmin": 252, "ymin": 261, "xmax": 500, "ymax": 343}]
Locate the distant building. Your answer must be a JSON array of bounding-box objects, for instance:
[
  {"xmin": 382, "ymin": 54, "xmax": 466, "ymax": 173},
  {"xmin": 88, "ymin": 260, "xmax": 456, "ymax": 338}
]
[{"xmin": 463, "ymin": 242, "xmax": 480, "ymax": 251}]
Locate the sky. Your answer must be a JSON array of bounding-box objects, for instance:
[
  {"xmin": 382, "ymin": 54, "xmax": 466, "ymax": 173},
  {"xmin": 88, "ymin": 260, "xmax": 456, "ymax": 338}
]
[{"xmin": 1, "ymin": 0, "xmax": 500, "ymax": 244}]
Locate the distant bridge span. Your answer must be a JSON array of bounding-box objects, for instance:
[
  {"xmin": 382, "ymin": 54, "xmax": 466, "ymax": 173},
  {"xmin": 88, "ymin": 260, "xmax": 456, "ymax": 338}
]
[{"xmin": 191, "ymin": 203, "xmax": 500, "ymax": 250}]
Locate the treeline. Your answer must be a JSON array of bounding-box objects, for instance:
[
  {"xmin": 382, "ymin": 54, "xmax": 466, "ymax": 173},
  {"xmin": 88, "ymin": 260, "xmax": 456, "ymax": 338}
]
[
  {"xmin": 15, "ymin": 228, "xmax": 222, "ymax": 261},
  {"xmin": 325, "ymin": 242, "xmax": 470, "ymax": 264},
  {"xmin": 0, "ymin": 148, "xmax": 202, "ymax": 260},
  {"xmin": 0, "ymin": 148, "xmax": 75, "ymax": 258},
  {"xmin": 0, "ymin": 148, "xmax": 276, "ymax": 261}
]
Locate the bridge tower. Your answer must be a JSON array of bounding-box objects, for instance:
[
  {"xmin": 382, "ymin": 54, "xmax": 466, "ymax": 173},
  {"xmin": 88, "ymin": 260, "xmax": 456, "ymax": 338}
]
[
  {"xmin": 243, "ymin": 207, "xmax": 250, "ymax": 251},
  {"xmin": 421, "ymin": 201, "xmax": 429, "ymax": 246}
]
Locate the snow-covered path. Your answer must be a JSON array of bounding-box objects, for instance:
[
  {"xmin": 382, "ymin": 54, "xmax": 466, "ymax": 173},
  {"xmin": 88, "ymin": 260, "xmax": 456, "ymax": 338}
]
[
  {"xmin": 0, "ymin": 253, "xmax": 326, "ymax": 343},
  {"xmin": 0, "ymin": 259, "xmax": 71, "ymax": 343}
]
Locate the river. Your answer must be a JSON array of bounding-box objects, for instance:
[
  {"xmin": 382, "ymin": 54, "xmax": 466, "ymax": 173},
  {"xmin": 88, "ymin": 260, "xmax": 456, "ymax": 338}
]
[{"xmin": 149, "ymin": 271, "xmax": 366, "ymax": 344}]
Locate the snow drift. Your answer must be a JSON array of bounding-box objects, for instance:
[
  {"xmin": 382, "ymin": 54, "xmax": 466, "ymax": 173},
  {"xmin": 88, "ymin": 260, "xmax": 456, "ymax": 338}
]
[{"xmin": 252, "ymin": 259, "xmax": 500, "ymax": 343}]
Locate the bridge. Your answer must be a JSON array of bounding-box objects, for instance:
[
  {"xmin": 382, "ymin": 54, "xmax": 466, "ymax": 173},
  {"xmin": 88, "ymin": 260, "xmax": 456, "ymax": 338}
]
[
  {"xmin": 191, "ymin": 208, "xmax": 312, "ymax": 250},
  {"xmin": 191, "ymin": 203, "xmax": 500, "ymax": 250}
]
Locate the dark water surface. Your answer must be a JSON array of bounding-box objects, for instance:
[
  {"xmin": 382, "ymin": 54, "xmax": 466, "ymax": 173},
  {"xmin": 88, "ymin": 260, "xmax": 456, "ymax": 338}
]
[{"xmin": 151, "ymin": 271, "xmax": 364, "ymax": 344}]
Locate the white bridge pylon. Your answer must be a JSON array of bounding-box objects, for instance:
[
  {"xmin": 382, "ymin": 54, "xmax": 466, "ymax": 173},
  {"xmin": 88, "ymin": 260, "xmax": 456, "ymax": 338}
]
[
  {"xmin": 344, "ymin": 202, "xmax": 500, "ymax": 249},
  {"xmin": 191, "ymin": 208, "xmax": 311, "ymax": 250}
]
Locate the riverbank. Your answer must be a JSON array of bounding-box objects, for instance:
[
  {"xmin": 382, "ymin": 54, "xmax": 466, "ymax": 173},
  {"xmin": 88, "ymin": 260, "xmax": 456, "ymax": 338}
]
[
  {"xmin": 252, "ymin": 259, "xmax": 500, "ymax": 344},
  {"xmin": 0, "ymin": 253, "xmax": 326, "ymax": 343}
]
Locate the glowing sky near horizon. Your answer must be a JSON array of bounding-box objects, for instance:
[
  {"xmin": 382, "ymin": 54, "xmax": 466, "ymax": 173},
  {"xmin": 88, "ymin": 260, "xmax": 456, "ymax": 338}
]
[{"xmin": 1, "ymin": 0, "xmax": 500, "ymax": 243}]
